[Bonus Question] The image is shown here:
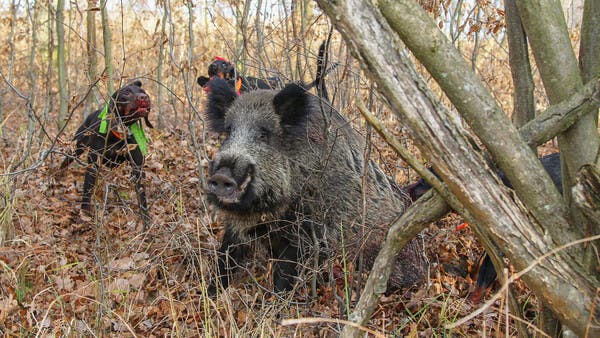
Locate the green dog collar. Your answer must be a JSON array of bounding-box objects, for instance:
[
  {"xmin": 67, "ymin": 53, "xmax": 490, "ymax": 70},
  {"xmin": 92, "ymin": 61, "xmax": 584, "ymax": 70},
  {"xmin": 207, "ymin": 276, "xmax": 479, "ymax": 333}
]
[{"xmin": 98, "ymin": 103, "xmax": 148, "ymax": 156}]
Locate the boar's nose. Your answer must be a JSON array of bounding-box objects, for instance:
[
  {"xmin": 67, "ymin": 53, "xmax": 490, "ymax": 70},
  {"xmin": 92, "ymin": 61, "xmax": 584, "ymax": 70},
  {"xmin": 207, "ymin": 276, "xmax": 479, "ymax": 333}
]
[{"xmin": 208, "ymin": 167, "xmax": 238, "ymax": 197}]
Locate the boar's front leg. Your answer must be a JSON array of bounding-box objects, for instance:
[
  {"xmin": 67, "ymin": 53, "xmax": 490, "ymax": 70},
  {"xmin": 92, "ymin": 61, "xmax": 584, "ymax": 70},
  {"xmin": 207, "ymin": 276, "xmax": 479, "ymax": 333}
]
[
  {"xmin": 270, "ymin": 234, "xmax": 300, "ymax": 292},
  {"xmin": 209, "ymin": 227, "xmax": 250, "ymax": 295}
]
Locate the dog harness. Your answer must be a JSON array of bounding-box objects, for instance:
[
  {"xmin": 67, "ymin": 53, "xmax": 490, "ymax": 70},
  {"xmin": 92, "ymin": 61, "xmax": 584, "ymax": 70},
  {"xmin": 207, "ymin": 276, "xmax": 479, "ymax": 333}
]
[{"xmin": 98, "ymin": 103, "xmax": 149, "ymax": 156}]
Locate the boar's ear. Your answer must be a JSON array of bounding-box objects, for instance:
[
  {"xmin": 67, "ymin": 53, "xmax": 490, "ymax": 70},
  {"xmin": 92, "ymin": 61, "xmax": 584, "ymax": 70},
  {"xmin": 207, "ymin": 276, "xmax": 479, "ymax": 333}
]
[
  {"xmin": 273, "ymin": 83, "xmax": 311, "ymax": 131},
  {"xmin": 205, "ymin": 78, "xmax": 237, "ymax": 132}
]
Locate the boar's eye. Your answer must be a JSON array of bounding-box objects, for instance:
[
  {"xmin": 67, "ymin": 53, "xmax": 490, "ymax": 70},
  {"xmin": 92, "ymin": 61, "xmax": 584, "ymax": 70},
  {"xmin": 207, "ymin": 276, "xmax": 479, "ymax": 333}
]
[
  {"xmin": 258, "ymin": 127, "xmax": 271, "ymax": 142},
  {"xmin": 223, "ymin": 126, "xmax": 232, "ymax": 136}
]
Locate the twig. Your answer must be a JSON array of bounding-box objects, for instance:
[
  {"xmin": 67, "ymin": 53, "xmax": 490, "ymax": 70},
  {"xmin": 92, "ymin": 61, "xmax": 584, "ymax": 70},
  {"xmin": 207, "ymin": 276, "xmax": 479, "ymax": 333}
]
[{"xmin": 281, "ymin": 317, "xmax": 386, "ymax": 338}]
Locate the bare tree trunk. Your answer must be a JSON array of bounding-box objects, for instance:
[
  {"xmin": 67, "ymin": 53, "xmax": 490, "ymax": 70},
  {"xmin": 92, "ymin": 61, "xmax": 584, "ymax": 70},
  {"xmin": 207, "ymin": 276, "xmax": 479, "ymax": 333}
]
[
  {"xmin": 100, "ymin": 0, "xmax": 113, "ymax": 94},
  {"xmin": 43, "ymin": 0, "xmax": 54, "ymax": 136},
  {"xmin": 85, "ymin": 0, "xmax": 99, "ymax": 117},
  {"xmin": 573, "ymin": 164, "xmax": 600, "ymax": 226},
  {"xmin": 376, "ymin": 0, "xmax": 575, "ymax": 247},
  {"xmin": 56, "ymin": 0, "xmax": 68, "ymax": 130},
  {"xmin": 516, "ymin": 0, "xmax": 600, "ymax": 254},
  {"xmin": 235, "ymin": 1, "xmax": 252, "ymax": 75},
  {"xmin": 0, "ymin": 0, "xmax": 18, "ymax": 246},
  {"xmin": 185, "ymin": 0, "xmax": 208, "ymax": 193},
  {"xmin": 516, "ymin": 6, "xmax": 600, "ymax": 334},
  {"xmin": 579, "ymin": 0, "xmax": 600, "ymax": 133},
  {"xmin": 505, "ymin": 0, "xmax": 535, "ymax": 132},
  {"xmin": 253, "ymin": 0, "xmax": 266, "ymax": 78},
  {"xmin": 24, "ymin": 0, "xmax": 38, "ymax": 161},
  {"xmin": 281, "ymin": 0, "xmax": 293, "ymax": 80},
  {"xmin": 0, "ymin": 0, "xmax": 17, "ymax": 138},
  {"xmin": 290, "ymin": 0, "xmax": 301, "ymax": 79},
  {"xmin": 503, "ymin": 2, "xmax": 539, "ymax": 333},
  {"xmin": 157, "ymin": 0, "xmax": 167, "ymax": 129},
  {"xmin": 165, "ymin": 0, "xmax": 178, "ymax": 127}
]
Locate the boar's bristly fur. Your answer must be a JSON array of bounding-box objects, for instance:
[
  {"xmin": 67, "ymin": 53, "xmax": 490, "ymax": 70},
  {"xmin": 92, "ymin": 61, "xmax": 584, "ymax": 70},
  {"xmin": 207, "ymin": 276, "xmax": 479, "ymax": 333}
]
[{"xmin": 205, "ymin": 77, "xmax": 425, "ymax": 293}]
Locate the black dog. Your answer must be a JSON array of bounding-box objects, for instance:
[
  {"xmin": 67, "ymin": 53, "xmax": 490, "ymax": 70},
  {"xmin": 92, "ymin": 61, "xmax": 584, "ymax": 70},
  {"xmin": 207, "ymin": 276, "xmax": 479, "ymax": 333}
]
[
  {"xmin": 60, "ymin": 81, "xmax": 153, "ymax": 228},
  {"xmin": 197, "ymin": 56, "xmax": 282, "ymax": 95},
  {"xmin": 197, "ymin": 42, "xmax": 329, "ymax": 100}
]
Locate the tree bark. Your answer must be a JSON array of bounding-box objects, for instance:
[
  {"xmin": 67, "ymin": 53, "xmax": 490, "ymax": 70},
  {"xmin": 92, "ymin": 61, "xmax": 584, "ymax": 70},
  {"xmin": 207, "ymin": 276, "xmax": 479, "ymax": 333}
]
[
  {"xmin": 353, "ymin": 100, "xmax": 525, "ymax": 338},
  {"xmin": 505, "ymin": 0, "xmax": 535, "ymax": 132},
  {"xmin": 376, "ymin": 0, "xmax": 577, "ymax": 246},
  {"xmin": 315, "ymin": 0, "xmax": 599, "ymax": 336},
  {"xmin": 573, "ymin": 164, "xmax": 600, "ymax": 228},
  {"xmin": 157, "ymin": 1, "xmax": 167, "ymax": 129},
  {"xmin": 519, "ymin": 77, "xmax": 600, "ymax": 149},
  {"xmin": 235, "ymin": 1, "xmax": 252, "ymax": 76},
  {"xmin": 56, "ymin": 0, "xmax": 68, "ymax": 130},
  {"xmin": 85, "ymin": 0, "xmax": 98, "ymax": 118},
  {"xmin": 516, "ymin": 0, "xmax": 600, "ymax": 251},
  {"xmin": 100, "ymin": 0, "xmax": 113, "ymax": 94},
  {"xmin": 0, "ymin": 0, "xmax": 17, "ymax": 138},
  {"xmin": 579, "ymin": 0, "xmax": 600, "ymax": 86}
]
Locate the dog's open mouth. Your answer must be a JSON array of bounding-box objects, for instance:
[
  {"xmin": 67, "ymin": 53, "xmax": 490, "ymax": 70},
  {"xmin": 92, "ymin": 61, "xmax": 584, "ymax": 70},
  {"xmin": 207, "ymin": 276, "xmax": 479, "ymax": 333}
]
[{"xmin": 132, "ymin": 106, "xmax": 150, "ymax": 118}]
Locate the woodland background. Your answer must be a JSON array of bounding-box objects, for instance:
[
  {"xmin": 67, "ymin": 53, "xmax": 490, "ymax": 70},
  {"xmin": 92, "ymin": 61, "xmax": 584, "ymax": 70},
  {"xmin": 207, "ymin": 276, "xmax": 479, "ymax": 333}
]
[{"xmin": 0, "ymin": 0, "xmax": 596, "ymax": 337}]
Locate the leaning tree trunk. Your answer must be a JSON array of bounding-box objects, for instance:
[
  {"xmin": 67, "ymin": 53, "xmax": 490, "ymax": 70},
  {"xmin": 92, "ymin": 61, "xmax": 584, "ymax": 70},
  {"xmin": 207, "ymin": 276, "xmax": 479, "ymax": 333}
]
[
  {"xmin": 347, "ymin": 76, "xmax": 600, "ymax": 337},
  {"xmin": 315, "ymin": 0, "xmax": 600, "ymax": 337}
]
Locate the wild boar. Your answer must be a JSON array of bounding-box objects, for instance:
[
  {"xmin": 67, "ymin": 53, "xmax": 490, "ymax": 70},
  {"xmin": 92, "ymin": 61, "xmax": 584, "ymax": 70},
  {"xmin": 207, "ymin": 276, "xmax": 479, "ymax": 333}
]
[{"xmin": 205, "ymin": 77, "xmax": 425, "ymax": 293}]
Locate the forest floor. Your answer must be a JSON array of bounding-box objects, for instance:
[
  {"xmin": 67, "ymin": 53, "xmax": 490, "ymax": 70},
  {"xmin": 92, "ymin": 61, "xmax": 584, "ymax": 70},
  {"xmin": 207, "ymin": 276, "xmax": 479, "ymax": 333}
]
[{"xmin": 0, "ymin": 101, "xmax": 558, "ymax": 337}]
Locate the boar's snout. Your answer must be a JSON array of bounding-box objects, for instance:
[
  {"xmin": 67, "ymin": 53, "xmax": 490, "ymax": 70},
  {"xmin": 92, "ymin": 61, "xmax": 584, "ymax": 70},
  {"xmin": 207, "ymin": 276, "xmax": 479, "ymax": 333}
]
[
  {"xmin": 208, "ymin": 167, "xmax": 238, "ymax": 198},
  {"xmin": 207, "ymin": 158, "xmax": 255, "ymax": 205}
]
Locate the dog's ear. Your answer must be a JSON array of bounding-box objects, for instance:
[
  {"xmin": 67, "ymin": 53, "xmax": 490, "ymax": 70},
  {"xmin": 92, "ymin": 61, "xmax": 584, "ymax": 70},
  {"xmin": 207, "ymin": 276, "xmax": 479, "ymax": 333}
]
[
  {"xmin": 197, "ymin": 76, "xmax": 210, "ymax": 87},
  {"xmin": 132, "ymin": 80, "xmax": 142, "ymax": 87},
  {"xmin": 205, "ymin": 78, "xmax": 237, "ymax": 132},
  {"xmin": 273, "ymin": 83, "xmax": 312, "ymax": 133},
  {"xmin": 144, "ymin": 116, "xmax": 154, "ymax": 129}
]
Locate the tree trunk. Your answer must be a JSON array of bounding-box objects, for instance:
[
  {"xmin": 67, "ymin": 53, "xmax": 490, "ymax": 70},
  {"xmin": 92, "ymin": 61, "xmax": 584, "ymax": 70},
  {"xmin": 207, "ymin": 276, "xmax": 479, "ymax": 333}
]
[
  {"xmin": 100, "ymin": 0, "xmax": 113, "ymax": 94},
  {"xmin": 579, "ymin": 0, "xmax": 600, "ymax": 85},
  {"xmin": 376, "ymin": 0, "xmax": 578, "ymax": 247},
  {"xmin": 157, "ymin": 0, "xmax": 167, "ymax": 129},
  {"xmin": 573, "ymin": 164, "xmax": 600, "ymax": 227},
  {"xmin": 0, "ymin": 0, "xmax": 17, "ymax": 138},
  {"xmin": 505, "ymin": 0, "xmax": 535, "ymax": 132},
  {"xmin": 516, "ymin": 0, "xmax": 600, "ymax": 253},
  {"xmin": 43, "ymin": 0, "xmax": 54, "ymax": 136},
  {"xmin": 85, "ymin": 0, "xmax": 98, "ymax": 118},
  {"xmin": 235, "ymin": 1, "xmax": 251, "ymax": 76},
  {"xmin": 56, "ymin": 0, "xmax": 68, "ymax": 130}
]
